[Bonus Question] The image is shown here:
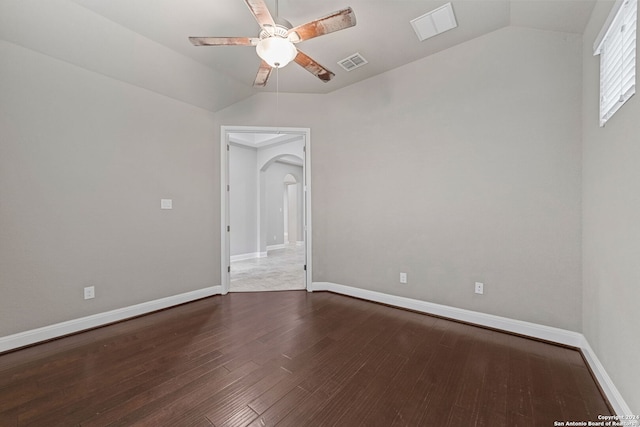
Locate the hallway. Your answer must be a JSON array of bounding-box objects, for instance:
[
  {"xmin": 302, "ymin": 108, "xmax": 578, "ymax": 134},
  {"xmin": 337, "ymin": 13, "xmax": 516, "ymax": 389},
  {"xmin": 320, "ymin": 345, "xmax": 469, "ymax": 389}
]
[{"xmin": 230, "ymin": 244, "xmax": 305, "ymax": 292}]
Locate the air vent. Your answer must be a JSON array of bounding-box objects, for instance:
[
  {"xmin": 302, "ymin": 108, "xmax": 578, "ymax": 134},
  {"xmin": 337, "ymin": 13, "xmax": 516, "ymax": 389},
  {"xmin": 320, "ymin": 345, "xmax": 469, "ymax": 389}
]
[
  {"xmin": 338, "ymin": 53, "xmax": 368, "ymax": 71},
  {"xmin": 410, "ymin": 2, "xmax": 458, "ymax": 42}
]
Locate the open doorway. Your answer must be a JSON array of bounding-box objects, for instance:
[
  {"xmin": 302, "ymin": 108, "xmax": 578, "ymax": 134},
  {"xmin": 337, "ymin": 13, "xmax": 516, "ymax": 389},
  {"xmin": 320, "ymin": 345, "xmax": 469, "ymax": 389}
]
[{"xmin": 220, "ymin": 126, "xmax": 311, "ymax": 294}]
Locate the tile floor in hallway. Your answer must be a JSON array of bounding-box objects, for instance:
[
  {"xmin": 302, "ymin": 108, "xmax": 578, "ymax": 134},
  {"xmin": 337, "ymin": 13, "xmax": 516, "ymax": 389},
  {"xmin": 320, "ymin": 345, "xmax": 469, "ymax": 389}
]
[{"xmin": 230, "ymin": 243, "xmax": 306, "ymax": 292}]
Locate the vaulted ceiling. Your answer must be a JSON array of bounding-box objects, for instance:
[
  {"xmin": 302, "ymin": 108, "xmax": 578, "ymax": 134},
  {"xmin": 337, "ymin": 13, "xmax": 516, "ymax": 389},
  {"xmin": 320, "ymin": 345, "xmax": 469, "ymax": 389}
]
[{"xmin": 2, "ymin": 1, "xmax": 598, "ymax": 111}]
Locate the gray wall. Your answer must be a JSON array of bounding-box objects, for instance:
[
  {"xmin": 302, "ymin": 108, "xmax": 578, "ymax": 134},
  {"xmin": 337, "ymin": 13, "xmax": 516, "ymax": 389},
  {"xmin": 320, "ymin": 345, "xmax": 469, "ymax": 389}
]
[
  {"xmin": 2, "ymin": 24, "xmax": 584, "ymax": 338},
  {"xmin": 217, "ymin": 26, "xmax": 583, "ymax": 331},
  {"xmin": 229, "ymin": 144, "xmax": 258, "ymax": 256},
  {"xmin": 0, "ymin": 40, "xmax": 219, "ymax": 336},
  {"xmin": 582, "ymin": 3, "xmax": 640, "ymax": 414}
]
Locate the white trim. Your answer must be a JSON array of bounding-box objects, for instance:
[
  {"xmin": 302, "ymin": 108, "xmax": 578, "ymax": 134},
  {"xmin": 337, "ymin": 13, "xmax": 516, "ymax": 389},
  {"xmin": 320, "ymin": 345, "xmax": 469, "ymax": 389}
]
[
  {"xmin": 266, "ymin": 244, "xmax": 286, "ymax": 251},
  {"xmin": 230, "ymin": 252, "xmax": 264, "ymax": 262},
  {"xmin": 0, "ymin": 286, "xmax": 221, "ymax": 353},
  {"xmin": 221, "ymin": 128, "xmax": 230, "ymax": 295},
  {"xmin": 303, "ymin": 136, "xmax": 312, "ymax": 292},
  {"xmin": 580, "ymin": 340, "xmax": 639, "ymax": 424},
  {"xmin": 311, "ymin": 281, "xmax": 635, "ymax": 417},
  {"xmin": 311, "ymin": 282, "xmax": 582, "ymax": 345}
]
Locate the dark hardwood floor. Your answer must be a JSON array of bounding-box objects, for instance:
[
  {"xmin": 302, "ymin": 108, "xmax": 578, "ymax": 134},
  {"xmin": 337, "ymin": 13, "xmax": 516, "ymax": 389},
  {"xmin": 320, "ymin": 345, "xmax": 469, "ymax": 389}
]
[{"xmin": 0, "ymin": 291, "xmax": 612, "ymax": 426}]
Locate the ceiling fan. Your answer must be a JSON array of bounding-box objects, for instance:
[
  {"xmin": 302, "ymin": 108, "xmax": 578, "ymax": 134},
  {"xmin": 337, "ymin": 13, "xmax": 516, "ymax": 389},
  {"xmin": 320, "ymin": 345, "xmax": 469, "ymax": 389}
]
[{"xmin": 189, "ymin": 0, "xmax": 356, "ymax": 87}]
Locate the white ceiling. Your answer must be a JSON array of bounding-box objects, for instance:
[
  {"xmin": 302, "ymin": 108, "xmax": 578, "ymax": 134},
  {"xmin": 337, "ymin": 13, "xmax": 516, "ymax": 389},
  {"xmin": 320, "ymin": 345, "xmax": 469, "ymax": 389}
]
[
  {"xmin": 71, "ymin": 0, "xmax": 598, "ymax": 96},
  {"xmin": 0, "ymin": 0, "xmax": 599, "ymax": 111}
]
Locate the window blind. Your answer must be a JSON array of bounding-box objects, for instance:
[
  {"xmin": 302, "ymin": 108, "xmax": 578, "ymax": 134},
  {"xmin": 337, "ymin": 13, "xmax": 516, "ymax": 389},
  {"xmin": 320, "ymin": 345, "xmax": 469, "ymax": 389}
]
[{"xmin": 594, "ymin": 0, "xmax": 637, "ymax": 126}]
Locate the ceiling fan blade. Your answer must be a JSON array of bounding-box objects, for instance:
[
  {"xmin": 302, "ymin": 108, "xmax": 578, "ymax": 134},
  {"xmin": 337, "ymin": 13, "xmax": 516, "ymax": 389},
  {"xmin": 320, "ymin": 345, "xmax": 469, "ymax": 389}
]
[
  {"xmin": 244, "ymin": 0, "xmax": 275, "ymax": 30},
  {"xmin": 189, "ymin": 37, "xmax": 259, "ymax": 46},
  {"xmin": 254, "ymin": 60, "xmax": 273, "ymax": 87},
  {"xmin": 294, "ymin": 50, "xmax": 335, "ymax": 83},
  {"xmin": 287, "ymin": 7, "xmax": 356, "ymax": 43}
]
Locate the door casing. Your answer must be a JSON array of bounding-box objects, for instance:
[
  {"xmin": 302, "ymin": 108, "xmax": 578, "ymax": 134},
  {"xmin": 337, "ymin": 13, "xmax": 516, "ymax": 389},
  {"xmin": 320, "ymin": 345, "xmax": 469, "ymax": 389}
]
[{"xmin": 220, "ymin": 125, "xmax": 312, "ymax": 294}]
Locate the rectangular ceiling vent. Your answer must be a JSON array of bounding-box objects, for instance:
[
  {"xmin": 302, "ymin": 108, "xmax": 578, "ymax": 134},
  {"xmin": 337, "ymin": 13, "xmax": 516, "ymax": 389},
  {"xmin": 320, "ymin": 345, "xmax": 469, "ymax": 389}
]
[
  {"xmin": 410, "ymin": 2, "xmax": 458, "ymax": 42},
  {"xmin": 338, "ymin": 53, "xmax": 368, "ymax": 72}
]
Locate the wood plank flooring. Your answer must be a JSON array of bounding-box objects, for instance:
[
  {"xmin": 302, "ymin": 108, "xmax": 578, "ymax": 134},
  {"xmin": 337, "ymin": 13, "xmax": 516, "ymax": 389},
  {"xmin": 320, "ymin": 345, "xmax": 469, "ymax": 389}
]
[{"xmin": 0, "ymin": 291, "xmax": 613, "ymax": 426}]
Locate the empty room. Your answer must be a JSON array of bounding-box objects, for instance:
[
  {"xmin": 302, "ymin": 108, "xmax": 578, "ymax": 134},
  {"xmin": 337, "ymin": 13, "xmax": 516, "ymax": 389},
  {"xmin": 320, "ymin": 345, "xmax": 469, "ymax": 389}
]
[{"xmin": 1, "ymin": 0, "xmax": 638, "ymax": 425}]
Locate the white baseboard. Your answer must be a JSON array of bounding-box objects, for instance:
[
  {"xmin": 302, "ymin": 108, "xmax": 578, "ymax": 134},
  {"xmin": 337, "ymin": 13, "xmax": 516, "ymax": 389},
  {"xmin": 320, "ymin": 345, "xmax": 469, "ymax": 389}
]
[
  {"xmin": 311, "ymin": 281, "xmax": 635, "ymax": 418},
  {"xmin": 580, "ymin": 339, "xmax": 638, "ymax": 423},
  {"xmin": 311, "ymin": 282, "xmax": 583, "ymax": 345},
  {"xmin": 0, "ymin": 286, "xmax": 222, "ymax": 353},
  {"xmin": 230, "ymin": 252, "xmax": 263, "ymax": 262},
  {"xmin": 267, "ymin": 244, "xmax": 286, "ymax": 251}
]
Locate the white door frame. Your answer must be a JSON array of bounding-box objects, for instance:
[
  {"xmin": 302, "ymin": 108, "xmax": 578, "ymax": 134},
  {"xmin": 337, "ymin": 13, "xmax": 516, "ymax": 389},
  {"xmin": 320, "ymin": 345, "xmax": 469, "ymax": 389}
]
[{"xmin": 220, "ymin": 125, "xmax": 312, "ymax": 294}]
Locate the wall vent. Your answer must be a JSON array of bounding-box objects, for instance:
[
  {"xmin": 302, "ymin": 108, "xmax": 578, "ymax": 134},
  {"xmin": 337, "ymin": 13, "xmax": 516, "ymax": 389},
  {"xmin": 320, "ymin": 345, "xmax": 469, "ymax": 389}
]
[
  {"xmin": 410, "ymin": 2, "xmax": 458, "ymax": 42},
  {"xmin": 338, "ymin": 53, "xmax": 368, "ymax": 71}
]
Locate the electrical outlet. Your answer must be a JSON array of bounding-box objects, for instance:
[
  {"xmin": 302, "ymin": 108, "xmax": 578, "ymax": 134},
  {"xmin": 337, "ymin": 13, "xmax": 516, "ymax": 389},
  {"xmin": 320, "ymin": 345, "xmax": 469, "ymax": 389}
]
[
  {"xmin": 474, "ymin": 282, "xmax": 484, "ymax": 295},
  {"xmin": 400, "ymin": 272, "xmax": 408, "ymax": 284},
  {"xmin": 84, "ymin": 286, "xmax": 95, "ymax": 300}
]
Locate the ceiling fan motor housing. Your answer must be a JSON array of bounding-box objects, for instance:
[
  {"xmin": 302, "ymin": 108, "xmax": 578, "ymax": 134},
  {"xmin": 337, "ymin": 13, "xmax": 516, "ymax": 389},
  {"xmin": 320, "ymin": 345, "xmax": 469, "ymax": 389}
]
[{"xmin": 259, "ymin": 16, "xmax": 293, "ymax": 39}]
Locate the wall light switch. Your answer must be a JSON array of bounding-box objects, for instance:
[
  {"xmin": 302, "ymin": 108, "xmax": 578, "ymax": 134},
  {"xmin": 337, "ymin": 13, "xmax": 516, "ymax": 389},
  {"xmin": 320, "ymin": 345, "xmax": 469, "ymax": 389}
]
[{"xmin": 161, "ymin": 199, "xmax": 172, "ymax": 209}]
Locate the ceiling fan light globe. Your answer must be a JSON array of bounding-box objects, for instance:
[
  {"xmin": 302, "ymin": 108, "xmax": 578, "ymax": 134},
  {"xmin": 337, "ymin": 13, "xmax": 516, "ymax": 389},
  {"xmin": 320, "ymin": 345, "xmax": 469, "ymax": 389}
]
[{"xmin": 256, "ymin": 37, "xmax": 297, "ymax": 68}]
